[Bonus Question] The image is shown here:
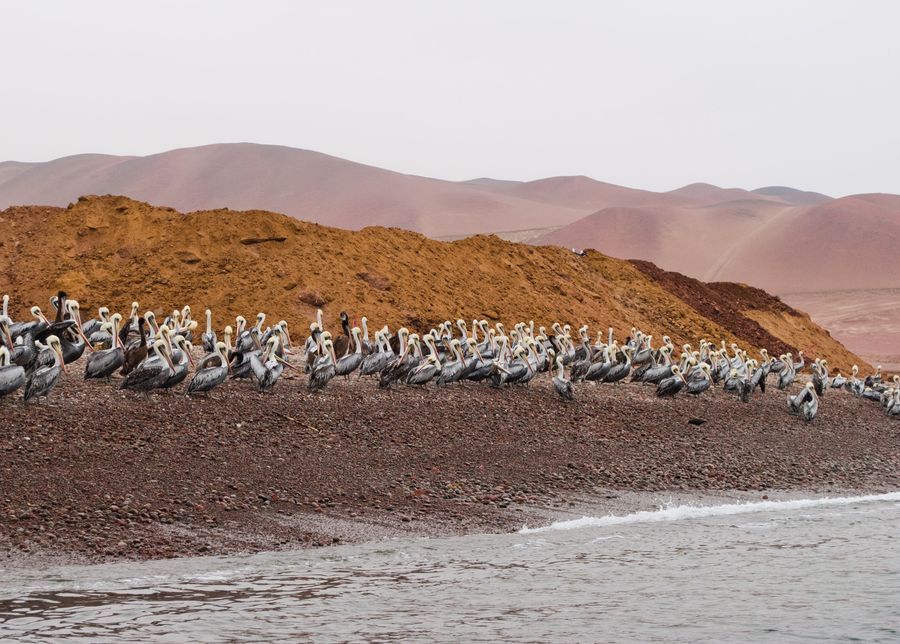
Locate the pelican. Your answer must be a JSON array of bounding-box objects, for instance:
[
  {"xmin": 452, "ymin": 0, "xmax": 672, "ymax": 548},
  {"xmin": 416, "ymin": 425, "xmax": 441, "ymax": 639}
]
[
  {"xmin": 360, "ymin": 330, "xmax": 394, "ymax": 377},
  {"xmin": 811, "ymin": 361, "xmax": 828, "ymax": 396},
  {"xmin": 831, "ymin": 371, "xmax": 847, "ymax": 389},
  {"xmin": 602, "ymin": 346, "xmax": 632, "ymax": 384},
  {"xmin": 335, "ymin": 327, "xmax": 364, "ymax": 378},
  {"xmin": 788, "ymin": 382, "xmax": 814, "ymax": 414},
  {"xmin": 786, "ymin": 381, "xmax": 820, "ymax": 421},
  {"xmin": 332, "ymin": 311, "xmax": 352, "ymax": 357},
  {"xmin": 550, "ymin": 352, "xmax": 573, "ymax": 401},
  {"xmin": 407, "ymin": 354, "xmax": 440, "ymax": 386},
  {"xmin": 864, "ymin": 366, "xmax": 882, "ymax": 388},
  {"xmin": 656, "ymin": 365, "xmax": 686, "ymax": 397},
  {"xmin": 201, "ymin": 309, "xmax": 216, "ymax": 353},
  {"xmin": 0, "ymin": 346, "xmax": 26, "ymax": 398},
  {"xmin": 121, "ymin": 317, "xmax": 148, "ymax": 375},
  {"xmin": 887, "ymin": 390, "xmax": 900, "ymax": 417},
  {"xmin": 250, "ymin": 336, "xmax": 287, "ymax": 393},
  {"xmin": 120, "ymin": 339, "xmax": 176, "ymax": 396},
  {"xmin": 686, "ymin": 363, "xmax": 712, "ymax": 395},
  {"xmin": 436, "ymin": 339, "xmax": 467, "ymax": 385},
  {"xmin": 23, "ymin": 335, "xmax": 65, "ymax": 402},
  {"xmin": 308, "ymin": 337, "xmax": 338, "ymax": 392},
  {"xmin": 83, "ymin": 306, "xmax": 109, "ymax": 341},
  {"xmin": 84, "ymin": 315, "xmax": 125, "ymax": 380},
  {"xmin": 380, "ymin": 330, "xmax": 418, "ymax": 388},
  {"xmin": 845, "ymin": 366, "xmax": 864, "ymax": 396},
  {"xmin": 777, "ymin": 354, "xmax": 795, "ymax": 390},
  {"xmin": 159, "ymin": 335, "xmax": 194, "ymax": 389},
  {"xmin": 188, "ymin": 341, "xmax": 230, "ymax": 396}
]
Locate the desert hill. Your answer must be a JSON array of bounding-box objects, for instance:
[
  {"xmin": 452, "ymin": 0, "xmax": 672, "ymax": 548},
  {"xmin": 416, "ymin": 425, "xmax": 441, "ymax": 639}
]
[{"xmin": 0, "ymin": 195, "xmax": 865, "ymax": 372}]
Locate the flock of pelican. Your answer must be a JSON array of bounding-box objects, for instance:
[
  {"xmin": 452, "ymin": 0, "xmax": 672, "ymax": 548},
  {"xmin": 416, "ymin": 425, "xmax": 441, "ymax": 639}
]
[{"xmin": 1, "ymin": 292, "xmax": 897, "ymax": 423}]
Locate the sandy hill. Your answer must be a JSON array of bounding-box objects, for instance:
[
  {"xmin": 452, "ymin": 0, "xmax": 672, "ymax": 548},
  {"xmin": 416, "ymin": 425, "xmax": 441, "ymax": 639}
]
[{"xmin": 0, "ymin": 195, "xmax": 865, "ymax": 372}]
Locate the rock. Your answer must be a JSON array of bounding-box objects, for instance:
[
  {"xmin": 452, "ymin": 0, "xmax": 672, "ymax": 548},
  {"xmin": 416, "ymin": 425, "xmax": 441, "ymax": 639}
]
[
  {"xmin": 298, "ymin": 291, "xmax": 328, "ymax": 307},
  {"xmin": 356, "ymin": 271, "xmax": 392, "ymax": 291},
  {"xmin": 240, "ymin": 236, "xmax": 287, "ymax": 245}
]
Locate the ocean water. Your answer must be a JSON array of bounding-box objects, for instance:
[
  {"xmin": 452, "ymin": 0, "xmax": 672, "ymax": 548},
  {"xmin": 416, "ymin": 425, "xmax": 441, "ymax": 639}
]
[{"xmin": 2, "ymin": 492, "xmax": 898, "ymax": 642}]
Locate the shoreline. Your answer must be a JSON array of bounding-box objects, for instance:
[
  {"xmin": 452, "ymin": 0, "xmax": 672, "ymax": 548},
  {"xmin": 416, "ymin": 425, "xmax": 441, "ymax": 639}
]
[
  {"xmin": 3, "ymin": 487, "xmax": 896, "ymax": 573},
  {"xmin": 2, "ymin": 371, "xmax": 899, "ymax": 570}
]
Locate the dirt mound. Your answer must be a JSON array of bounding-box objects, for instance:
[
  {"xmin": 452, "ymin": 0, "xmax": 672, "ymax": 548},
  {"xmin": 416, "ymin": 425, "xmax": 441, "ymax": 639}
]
[{"xmin": 0, "ymin": 195, "xmax": 866, "ymax": 371}]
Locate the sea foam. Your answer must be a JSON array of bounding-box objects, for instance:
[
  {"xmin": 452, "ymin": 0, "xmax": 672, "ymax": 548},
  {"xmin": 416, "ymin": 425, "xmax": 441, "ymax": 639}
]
[{"xmin": 518, "ymin": 491, "xmax": 900, "ymax": 534}]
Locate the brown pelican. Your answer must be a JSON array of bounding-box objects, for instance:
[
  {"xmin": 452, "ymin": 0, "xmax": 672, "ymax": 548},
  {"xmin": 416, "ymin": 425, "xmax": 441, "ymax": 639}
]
[
  {"xmin": 332, "ymin": 311, "xmax": 352, "ymax": 357},
  {"xmin": 380, "ymin": 330, "xmax": 418, "ymax": 388},
  {"xmin": 777, "ymin": 354, "xmax": 795, "ymax": 390},
  {"xmin": 201, "ymin": 309, "xmax": 217, "ymax": 353},
  {"xmin": 360, "ymin": 330, "xmax": 394, "ymax": 377},
  {"xmin": 686, "ymin": 363, "xmax": 712, "ymax": 395},
  {"xmin": 23, "ymin": 335, "xmax": 65, "ymax": 402},
  {"xmin": 656, "ymin": 365, "xmax": 686, "ymax": 397},
  {"xmin": 637, "ymin": 347, "xmax": 673, "ymax": 384},
  {"xmin": 788, "ymin": 382, "xmax": 814, "ymax": 414},
  {"xmin": 335, "ymin": 327, "xmax": 364, "ymax": 378},
  {"xmin": 0, "ymin": 346, "xmax": 26, "ymax": 397},
  {"xmin": 160, "ymin": 335, "xmax": 194, "ymax": 389},
  {"xmin": 84, "ymin": 315, "xmax": 125, "ymax": 380},
  {"xmin": 120, "ymin": 339, "xmax": 176, "ymax": 396},
  {"xmin": 2, "ymin": 318, "xmax": 37, "ymax": 372},
  {"xmin": 188, "ymin": 341, "xmax": 230, "ymax": 396},
  {"xmin": 845, "ymin": 366, "xmax": 864, "ymax": 396},
  {"xmin": 584, "ymin": 344, "xmax": 613, "ymax": 382},
  {"xmin": 10, "ymin": 306, "xmax": 49, "ymax": 341},
  {"xmin": 550, "ymin": 352, "xmax": 573, "ymax": 401},
  {"xmin": 89, "ymin": 319, "xmax": 115, "ymax": 350},
  {"xmin": 602, "ymin": 346, "xmax": 632, "ymax": 384},
  {"xmin": 436, "ymin": 339, "xmax": 467, "ymax": 385},
  {"xmin": 250, "ymin": 336, "xmax": 287, "ymax": 392},
  {"xmin": 830, "ymin": 371, "xmax": 847, "ymax": 389},
  {"xmin": 407, "ymin": 354, "xmax": 440, "ymax": 386},
  {"xmin": 308, "ymin": 337, "xmax": 338, "ymax": 392},
  {"xmin": 121, "ymin": 317, "xmax": 148, "ymax": 375},
  {"xmin": 811, "ymin": 361, "xmax": 828, "ymax": 396},
  {"xmin": 82, "ymin": 306, "xmax": 109, "ymax": 341},
  {"xmin": 788, "ymin": 382, "xmax": 818, "ymax": 421},
  {"xmin": 864, "ymin": 366, "xmax": 882, "ymax": 388},
  {"xmin": 887, "ymin": 390, "xmax": 900, "ymax": 417}
]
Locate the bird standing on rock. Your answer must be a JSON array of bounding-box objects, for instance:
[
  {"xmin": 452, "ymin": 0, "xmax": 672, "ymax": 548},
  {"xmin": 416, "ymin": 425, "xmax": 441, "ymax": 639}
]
[
  {"xmin": 188, "ymin": 341, "xmax": 230, "ymax": 396},
  {"xmin": 0, "ymin": 346, "xmax": 26, "ymax": 398},
  {"xmin": 550, "ymin": 351, "xmax": 573, "ymax": 401},
  {"xmin": 23, "ymin": 335, "xmax": 66, "ymax": 402}
]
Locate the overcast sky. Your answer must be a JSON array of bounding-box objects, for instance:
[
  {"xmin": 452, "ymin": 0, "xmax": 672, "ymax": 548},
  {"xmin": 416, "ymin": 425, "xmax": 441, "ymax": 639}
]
[{"xmin": 3, "ymin": 1, "xmax": 898, "ymax": 195}]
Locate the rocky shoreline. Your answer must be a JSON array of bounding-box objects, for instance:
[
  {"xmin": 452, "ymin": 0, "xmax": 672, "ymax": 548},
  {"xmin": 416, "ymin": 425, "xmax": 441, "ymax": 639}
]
[{"xmin": 2, "ymin": 370, "xmax": 898, "ymax": 568}]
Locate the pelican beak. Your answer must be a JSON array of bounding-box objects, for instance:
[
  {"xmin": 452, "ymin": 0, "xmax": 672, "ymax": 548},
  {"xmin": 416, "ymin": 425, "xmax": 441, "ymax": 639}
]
[
  {"xmin": 165, "ymin": 351, "xmax": 176, "ymax": 374},
  {"xmin": 56, "ymin": 345, "xmax": 68, "ymax": 373},
  {"xmin": 75, "ymin": 310, "xmax": 95, "ymax": 352},
  {"xmin": 186, "ymin": 348, "xmax": 195, "ymax": 367},
  {"xmin": 330, "ymin": 347, "xmax": 338, "ymax": 365},
  {"xmin": 275, "ymin": 355, "xmax": 297, "ymax": 370}
]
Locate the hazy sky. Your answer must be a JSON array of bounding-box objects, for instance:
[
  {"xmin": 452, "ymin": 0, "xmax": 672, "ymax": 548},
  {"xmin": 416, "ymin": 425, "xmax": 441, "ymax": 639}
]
[{"xmin": 3, "ymin": 1, "xmax": 899, "ymax": 195}]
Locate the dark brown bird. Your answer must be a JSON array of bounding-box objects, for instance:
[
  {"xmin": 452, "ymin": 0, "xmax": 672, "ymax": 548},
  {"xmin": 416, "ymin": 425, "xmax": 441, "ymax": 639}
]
[
  {"xmin": 331, "ymin": 311, "xmax": 352, "ymax": 357},
  {"xmin": 121, "ymin": 317, "xmax": 148, "ymax": 376}
]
